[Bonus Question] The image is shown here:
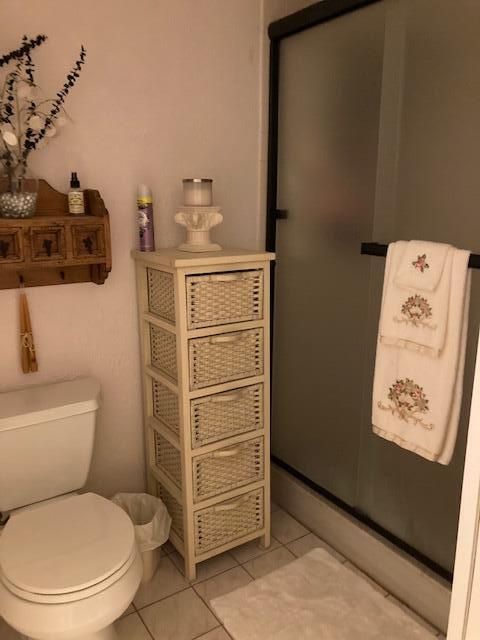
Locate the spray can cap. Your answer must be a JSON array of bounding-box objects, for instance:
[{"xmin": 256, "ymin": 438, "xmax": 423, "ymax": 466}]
[
  {"xmin": 70, "ymin": 172, "xmax": 80, "ymax": 188},
  {"xmin": 138, "ymin": 183, "xmax": 152, "ymax": 200}
]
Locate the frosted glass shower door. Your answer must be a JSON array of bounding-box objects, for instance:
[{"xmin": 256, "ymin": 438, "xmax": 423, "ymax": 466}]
[
  {"xmin": 271, "ymin": 3, "xmax": 386, "ymax": 506},
  {"xmin": 271, "ymin": 0, "xmax": 480, "ymax": 574}
]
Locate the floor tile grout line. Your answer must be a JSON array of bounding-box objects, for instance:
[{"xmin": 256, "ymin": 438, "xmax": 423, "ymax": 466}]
[
  {"xmin": 134, "ymin": 609, "xmax": 156, "ymax": 640},
  {"xmin": 222, "ymin": 625, "xmax": 234, "ymax": 640},
  {"xmin": 134, "ymin": 554, "xmax": 249, "ymax": 613},
  {"xmin": 243, "ymin": 564, "xmax": 257, "ymax": 580},
  {"xmin": 135, "ymin": 585, "xmax": 192, "ymax": 613},
  {"xmin": 272, "ymin": 529, "xmax": 313, "ymax": 546},
  {"xmin": 191, "ymin": 624, "xmax": 234, "ymax": 640},
  {"xmin": 284, "ymin": 531, "xmax": 349, "ymax": 565},
  {"xmin": 132, "ymin": 553, "xmax": 190, "ymax": 610},
  {"xmin": 134, "ymin": 574, "xmax": 236, "ymax": 634},
  {"xmin": 170, "ymin": 550, "xmax": 240, "ymax": 585},
  {"xmin": 190, "ymin": 560, "xmax": 241, "ymax": 586},
  {"xmin": 229, "ymin": 534, "xmax": 282, "ymax": 565},
  {"xmin": 136, "ymin": 588, "xmax": 221, "ymax": 639},
  {"xmin": 193, "ymin": 583, "xmax": 227, "ymax": 628},
  {"xmin": 191, "ymin": 566, "xmax": 253, "ymax": 628},
  {"xmin": 239, "ymin": 545, "xmax": 295, "ymax": 579},
  {"xmin": 191, "ymin": 562, "xmax": 252, "ymax": 590},
  {"xmin": 190, "ymin": 623, "xmax": 227, "ymax": 640}
]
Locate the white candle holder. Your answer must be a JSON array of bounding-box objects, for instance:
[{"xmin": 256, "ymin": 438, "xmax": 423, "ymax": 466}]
[
  {"xmin": 183, "ymin": 178, "xmax": 213, "ymax": 206},
  {"xmin": 175, "ymin": 206, "xmax": 223, "ymax": 252}
]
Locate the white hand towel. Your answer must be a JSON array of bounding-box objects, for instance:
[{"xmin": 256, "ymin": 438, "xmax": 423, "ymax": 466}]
[
  {"xmin": 394, "ymin": 240, "xmax": 451, "ymax": 292},
  {"xmin": 380, "ymin": 241, "xmax": 453, "ymax": 357},
  {"xmin": 372, "ymin": 245, "xmax": 470, "ymax": 464}
]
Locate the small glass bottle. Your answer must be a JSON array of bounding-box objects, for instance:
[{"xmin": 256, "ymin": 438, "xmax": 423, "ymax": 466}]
[{"xmin": 68, "ymin": 172, "xmax": 85, "ymax": 215}]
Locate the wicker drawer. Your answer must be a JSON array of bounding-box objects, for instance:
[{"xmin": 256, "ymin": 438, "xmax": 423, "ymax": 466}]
[
  {"xmin": 191, "ymin": 383, "xmax": 263, "ymax": 449},
  {"xmin": 193, "ymin": 437, "xmax": 264, "ymax": 503},
  {"xmin": 152, "ymin": 378, "xmax": 179, "ymax": 435},
  {"xmin": 154, "ymin": 431, "xmax": 182, "ymax": 489},
  {"xmin": 194, "ymin": 488, "xmax": 264, "ymax": 555},
  {"xmin": 150, "ymin": 324, "xmax": 177, "ymax": 380},
  {"xmin": 186, "ymin": 270, "xmax": 263, "ymax": 330},
  {"xmin": 147, "ymin": 268, "xmax": 175, "ymax": 323},
  {"xmin": 157, "ymin": 482, "xmax": 183, "ymax": 540},
  {"xmin": 189, "ymin": 328, "xmax": 263, "ymax": 390}
]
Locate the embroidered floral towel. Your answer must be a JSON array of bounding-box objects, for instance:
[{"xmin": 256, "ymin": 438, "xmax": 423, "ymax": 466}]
[
  {"xmin": 372, "ymin": 243, "xmax": 471, "ymax": 464},
  {"xmin": 394, "ymin": 240, "xmax": 451, "ymax": 292},
  {"xmin": 380, "ymin": 241, "xmax": 453, "ymax": 357}
]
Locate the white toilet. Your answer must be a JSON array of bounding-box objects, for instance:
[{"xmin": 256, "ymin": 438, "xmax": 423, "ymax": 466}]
[{"xmin": 0, "ymin": 378, "xmax": 142, "ymax": 640}]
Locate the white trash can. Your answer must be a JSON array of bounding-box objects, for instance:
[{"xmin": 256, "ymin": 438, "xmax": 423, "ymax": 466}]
[{"xmin": 111, "ymin": 492, "xmax": 172, "ymax": 583}]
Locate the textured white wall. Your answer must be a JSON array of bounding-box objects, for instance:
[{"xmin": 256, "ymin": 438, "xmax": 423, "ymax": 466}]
[{"xmin": 0, "ymin": 0, "xmax": 262, "ymax": 498}]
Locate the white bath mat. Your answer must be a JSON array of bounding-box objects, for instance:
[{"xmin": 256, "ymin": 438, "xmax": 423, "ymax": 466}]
[{"xmin": 211, "ymin": 548, "xmax": 436, "ymax": 640}]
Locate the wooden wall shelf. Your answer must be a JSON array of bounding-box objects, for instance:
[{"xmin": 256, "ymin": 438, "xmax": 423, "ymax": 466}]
[{"xmin": 0, "ymin": 179, "xmax": 111, "ymax": 289}]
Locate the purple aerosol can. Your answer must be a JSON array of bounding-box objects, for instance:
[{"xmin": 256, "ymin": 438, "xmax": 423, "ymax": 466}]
[{"xmin": 137, "ymin": 184, "xmax": 155, "ymax": 251}]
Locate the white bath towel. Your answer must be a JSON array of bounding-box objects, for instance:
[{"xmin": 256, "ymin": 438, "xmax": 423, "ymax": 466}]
[
  {"xmin": 372, "ymin": 242, "xmax": 471, "ymax": 464},
  {"xmin": 394, "ymin": 240, "xmax": 451, "ymax": 292},
  {"xmin": 380, "ymin": 241, "xmax": 453, "ymax": 357}
]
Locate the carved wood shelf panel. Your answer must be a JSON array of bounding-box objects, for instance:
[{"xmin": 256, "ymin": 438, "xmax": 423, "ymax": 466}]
[{"xmin": 0, "ymin": 179, "xmax": 111, "ymax": 289}]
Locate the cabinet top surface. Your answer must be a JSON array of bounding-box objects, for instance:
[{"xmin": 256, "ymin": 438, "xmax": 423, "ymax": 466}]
[{"xmin": 132, "ymin": 247, "xmax": 275, "ymax": 268}]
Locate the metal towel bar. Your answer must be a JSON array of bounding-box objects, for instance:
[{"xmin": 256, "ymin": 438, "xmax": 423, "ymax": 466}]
[{"xmin": 361, "ymin": 242, "xmax": 480, "ymax": 269}]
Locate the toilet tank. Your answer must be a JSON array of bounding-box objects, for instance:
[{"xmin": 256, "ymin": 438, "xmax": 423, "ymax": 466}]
[{"xmin": 0, "ymin": 378, "xmax": 101, "ymax": 512}]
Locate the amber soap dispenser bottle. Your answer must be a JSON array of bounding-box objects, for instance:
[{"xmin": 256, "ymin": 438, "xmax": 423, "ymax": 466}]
[{"xmin": 68, "ymin": 172, "xmax": 85, "ymax": 215}]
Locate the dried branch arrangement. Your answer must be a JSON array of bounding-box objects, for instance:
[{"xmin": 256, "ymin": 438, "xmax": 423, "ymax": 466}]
[{"xmin": 0, "ymin": 35, "xmax": 87, "ymax": 183}]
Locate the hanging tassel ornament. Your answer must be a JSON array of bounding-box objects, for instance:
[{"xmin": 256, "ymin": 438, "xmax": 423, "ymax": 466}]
[{"xmin": 19, "ymin": 283, "xmax": 38, "ymax": 373}]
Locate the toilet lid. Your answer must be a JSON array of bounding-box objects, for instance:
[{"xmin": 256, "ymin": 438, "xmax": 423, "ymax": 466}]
[{"xmin": 0, "ymin": 493, "xmax": 135, "ymax": 595}]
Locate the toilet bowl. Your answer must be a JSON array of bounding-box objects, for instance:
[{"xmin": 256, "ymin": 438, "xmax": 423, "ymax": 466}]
[{"xmin": 0, "ymin": 492, "xmax": 143, "ymax": 640}]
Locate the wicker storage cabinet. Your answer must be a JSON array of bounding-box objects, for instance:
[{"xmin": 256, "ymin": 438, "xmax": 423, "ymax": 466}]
[{"xmin": 134, "ymin": 248, "xmax": 274, "ymax": 580}]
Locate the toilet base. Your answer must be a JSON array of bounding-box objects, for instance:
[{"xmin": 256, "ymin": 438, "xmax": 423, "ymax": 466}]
[
  {"xmin": 27, "ymin": 625, "xmax": 118, "ymax": 640},
  {"xmin": 76, "ymin": 625, "xmax": 118, "ymax": 640},
  {"xmin": 0, "ymin": 546, "xmax": 142, "ymax": 640}
]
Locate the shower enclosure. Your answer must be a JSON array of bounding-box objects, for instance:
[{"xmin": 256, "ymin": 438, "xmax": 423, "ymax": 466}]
[{"xmin": 267, "ymin": 0, "xmax": 480, "ymax": 577}]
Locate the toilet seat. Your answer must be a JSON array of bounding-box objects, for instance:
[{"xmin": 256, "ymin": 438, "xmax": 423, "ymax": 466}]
[
  {"xmin": 0, "ymin": 545, "xmax": 137, "ymax": 604},
  {"xmin": 0, "ymin": 548, "xmax": 143, "ymax": 640},
  {"xmin": 0, "ymin": 493, "xmax": 135, "ymax": 603}
]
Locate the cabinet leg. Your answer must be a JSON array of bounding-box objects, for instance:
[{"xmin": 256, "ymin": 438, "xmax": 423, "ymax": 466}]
[
  {"xmin": 185, "ymin": 557, "xmax": 196, "ymax": 582},
  {"xmin": 259, "ymin": 531, "xmax": 271, "ymax": 550}
]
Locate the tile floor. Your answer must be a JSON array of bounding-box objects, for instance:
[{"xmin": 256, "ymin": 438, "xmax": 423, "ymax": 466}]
[{"xmin": 0, "ymin": 503, "xmax": 447, "ymax": 640}]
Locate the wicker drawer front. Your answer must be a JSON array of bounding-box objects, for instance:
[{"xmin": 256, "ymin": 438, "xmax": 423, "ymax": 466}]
[
  {"xmin": 193, "ymin": 437, "xmax": 264, "ymax": 503},
  {"xmin": 194, "ymin": 488, "xmax": 263, "ymax": 555},
  {"xmin": 191, "ymin": 383, "xmax": 263, "ymax": 449},
  {"xmin": 157, "ymin": 482, "xmax": 184, "ymax": 540},
  {"xmin": 150, "ymin": 325, "xmax": 177, "ymax": 380},
  {"xmin": 152, "ymin": 378, "xmax": 179, "ymax": 435},
  {"xmin": 186, "ymin": 270, "xmax": 263, "ymax": 329},
  {"xmin": 154, "ymin": 432, "xmax": 182, "ymax": 488},
  {"xmin": 189, "ymin": 328, "xmax": 263, "ymax": 390},
  {"xmin": 147, "ymin": 268, "xmax": 175, "ymax": 323}
]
